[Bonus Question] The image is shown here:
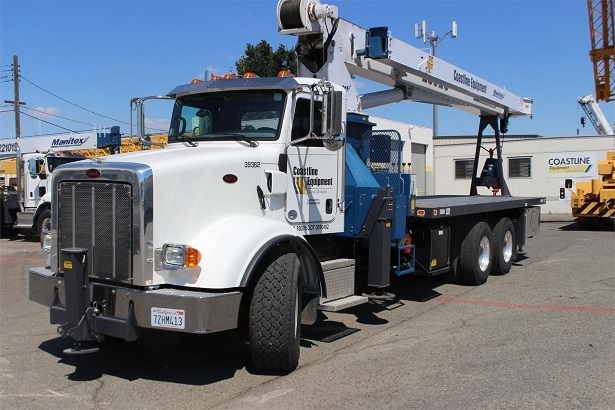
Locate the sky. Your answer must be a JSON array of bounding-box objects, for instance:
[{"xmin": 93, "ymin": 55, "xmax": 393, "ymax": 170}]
[{"xmin": 1, "ymin": 0, "xmax": 613, "ymax": 140}]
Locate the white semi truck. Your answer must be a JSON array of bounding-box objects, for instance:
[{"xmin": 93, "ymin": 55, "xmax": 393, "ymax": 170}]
[{"xmin": 29, "ymin": 0, "xmax": 544, "ymax": 372}]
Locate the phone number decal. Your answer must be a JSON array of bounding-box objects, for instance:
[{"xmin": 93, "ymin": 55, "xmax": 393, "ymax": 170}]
[{"xmin": 295, "ymin": 224, "xmax": 330, "ymax": 232}]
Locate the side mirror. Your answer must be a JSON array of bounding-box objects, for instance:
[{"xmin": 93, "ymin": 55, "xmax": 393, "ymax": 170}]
[
  {"xmin": 322, "ymin": 90, "xmax": 344, "ymax": 151},
  {"xmin": 322, "ymin": 90, "xmax": 343, "ymax": 137}
]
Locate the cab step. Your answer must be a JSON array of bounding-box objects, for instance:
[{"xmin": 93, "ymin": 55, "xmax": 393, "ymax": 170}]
[
  {"xmin": 318, "ymin": 258, "xmax": 368, "ymax": 311},
  {"xmin": 319, "ymin": 294, "xmax": 368, "ymax": 311}
]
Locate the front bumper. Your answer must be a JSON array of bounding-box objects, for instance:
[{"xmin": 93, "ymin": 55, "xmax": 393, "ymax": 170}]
[{"xmin": 29, "ymin": 266, "xmax": 243, "ymax": 342}]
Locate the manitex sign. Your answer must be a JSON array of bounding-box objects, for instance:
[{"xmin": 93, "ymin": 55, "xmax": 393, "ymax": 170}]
[{"xmin": 547, "ymin": 152, "xmax": 597, "ymax": 178}]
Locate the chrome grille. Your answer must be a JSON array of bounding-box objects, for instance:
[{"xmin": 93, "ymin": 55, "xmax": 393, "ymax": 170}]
[{"xmin": 58, "ymin": 181, "xmax": 133, "ymax": 283}]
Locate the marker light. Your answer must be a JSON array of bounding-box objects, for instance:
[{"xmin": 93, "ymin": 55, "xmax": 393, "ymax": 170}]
[
  {"xmin": 211, "ymin": 75, "xmax": 223, "ymax": 81},
  {"xmin": 243, "ymin": 72, "xmax": 259, "ymax": 78},
  {"xmin": 223, "ymin": 73, "xmax": 237, "ymax": 79},
  {"xmin": 277, "ymin": 70, "xmax": 293, "ymax": 77},
  {"xmin": 191, "ymin": 78, "xmax": 204, "ymax": 84},
  {"xmin": 162, "ymin": 244, "xmax": 201, "ymax": 269}
]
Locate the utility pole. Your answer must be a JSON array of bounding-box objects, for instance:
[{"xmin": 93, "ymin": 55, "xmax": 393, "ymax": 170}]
[{"xmin": 3, "ymin": 55, "xmax": 25, "ymax": 139}]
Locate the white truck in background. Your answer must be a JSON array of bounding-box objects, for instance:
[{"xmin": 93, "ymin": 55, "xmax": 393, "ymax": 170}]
[
  {"xmin": 0, "ymin": 128, "xmax": 120, "ymax": 237},
  {"xmin": 28, "ymin": 0, "xmax": 544, "ymax": 372}
]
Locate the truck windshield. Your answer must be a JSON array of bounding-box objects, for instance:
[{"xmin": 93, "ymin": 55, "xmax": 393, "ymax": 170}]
[
  {"xmin": 46, "ymin": 155, "xmax": 86, "ymax": 173},
  {"xmin": 168, "ymin": 90, "xmax": 286, "ymax": 143}
]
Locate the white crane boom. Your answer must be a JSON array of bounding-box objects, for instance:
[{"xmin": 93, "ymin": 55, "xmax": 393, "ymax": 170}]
[
  {"xmin": 277, "ymin": 0, "xmax": 533, "ymax": 120},
  {"xmin": 578, "ymin": 95, "xmax": 614, "ymax": 135},
  {"xmin": 0, "ymin": 130, "xmax": 104, "ymax": 160}
]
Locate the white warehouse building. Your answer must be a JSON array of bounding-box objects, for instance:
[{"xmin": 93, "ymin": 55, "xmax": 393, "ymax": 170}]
[
  {"xmin": 433, "ymin": 135, "xmax": 615, "ymax": 214},
  {"xmin": 369, "ymin": 116, "xmax": 614, "ymax": 215}
]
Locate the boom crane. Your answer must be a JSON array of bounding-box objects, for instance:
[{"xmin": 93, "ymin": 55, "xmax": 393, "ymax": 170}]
[
  {"xmin": 277, "ymin": 0, "xmax": 533, "ymax": 195},
  {"xmin": 27, "ymin": 0, "xmax": 545, "ymax": 373},
  {"xmin": 278, "ymin": 1, "xmax": 532, "ymax": 118},
  {"xmin": 587, "ymin": 0, "xmax": 614, "ymax": 102},
  {"xmin": 578, "ymin": 94, "xmax": 614, "ymax": 134}
]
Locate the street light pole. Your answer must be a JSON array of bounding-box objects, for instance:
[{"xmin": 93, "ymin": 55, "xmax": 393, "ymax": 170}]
[
  {"xmin": 414, "ymin": 20, "xmax": 457, "ymax": 195},
  {"xmin": 414, "ymin": 20, "xmax": 458, "ymax": 138}
]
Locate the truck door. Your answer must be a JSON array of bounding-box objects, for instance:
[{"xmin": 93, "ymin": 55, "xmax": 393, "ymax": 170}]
[
  {"xmin": 285, "ymin": 97, "xmax": 343, "ymax": 234},
  {"xmin": 23, "ymin": 156, "xmax": 45, "ymax": 209},
  {"xmin": 286, "ymin": 146, "xmax": 340, "ymax": 231}
]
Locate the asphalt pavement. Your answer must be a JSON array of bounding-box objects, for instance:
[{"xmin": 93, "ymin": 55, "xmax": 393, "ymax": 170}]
[{"xmin": 0, "ymin": 218, "xmax": 613, "ymax": 409}]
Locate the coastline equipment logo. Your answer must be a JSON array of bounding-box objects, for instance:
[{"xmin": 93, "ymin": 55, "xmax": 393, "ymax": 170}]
[
  {"xmin": 546, "ymin": 153, "xmax": 597, "ymax": 178},
  {"xmin": 292, "ymin": 166, "xmax": 333, "ymax": 194}
]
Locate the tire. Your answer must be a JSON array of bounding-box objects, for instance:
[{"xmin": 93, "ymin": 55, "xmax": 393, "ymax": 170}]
[
  {"xmin": 249, "ymin": 246, "xmax": 301, "ymax": 372},
  {"xmin": 444, "ymin": 224, "xmax": 471, "ymax": 284},
  {"xmin": 492, "ymin": 218, "xmax": 515, "ymax": 275},
  {"xmin": 459, "ymin": 221, "xmax": 493, "ymax": 285},
  {"xmin": 37, "ymin": 209, "xmax": 52, "ymax": 238}
]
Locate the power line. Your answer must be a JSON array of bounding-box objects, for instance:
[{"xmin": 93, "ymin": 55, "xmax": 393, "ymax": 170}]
[
  {"xmin": 2, "ymin": 67, "xmax": 14, "ymax": 82},
  {"xmin": 21, "ymin": 111, "xmax": 76, "ymax": 132},
  {"xmin": 19, "ymin": 75, "xmax": 129, "ymax": 125},
  {"xmin": 22, "ymin": 106, "xmax": 97, "ymax": 127}
]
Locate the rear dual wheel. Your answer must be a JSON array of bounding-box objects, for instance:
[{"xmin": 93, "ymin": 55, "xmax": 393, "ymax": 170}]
[
  {"xmin": 459, "ymin": 221, "xmax": 493, "ymax": 285},
  {"xmin": 492, "ymin": 218, "xmax": 516, "ymax": 275}
]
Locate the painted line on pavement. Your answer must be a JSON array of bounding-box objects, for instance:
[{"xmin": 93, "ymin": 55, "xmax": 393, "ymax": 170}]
[{"xmin": 437, "ymin": 296, "xmax": 615, "ymax": 313}]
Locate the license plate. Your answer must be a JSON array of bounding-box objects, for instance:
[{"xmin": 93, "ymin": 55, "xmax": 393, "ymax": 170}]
[{"xmin": 151, "ymin": 307, "xmax": 185, "ymax": 329}]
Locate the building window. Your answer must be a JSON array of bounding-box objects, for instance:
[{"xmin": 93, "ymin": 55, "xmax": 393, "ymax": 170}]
[
  {"xmin": 455, "ymin": 159, "xmax": 475, "ymax": 179},
  {"xmin": 509, "ymin": 157, "xmax": 531, "ymax": 178}
]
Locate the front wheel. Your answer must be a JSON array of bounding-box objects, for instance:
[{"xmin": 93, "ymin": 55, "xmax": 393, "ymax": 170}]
[
  {"xmin": 249, "ymin": 245, "xmax": 301, "ymax": 372},
  {"xmin": 37, "ymin": 209, "xmax": 51, "ymax": 238},
  {"xmin": 459, "ymin": 221, "xmax": 493, "ymax": 285}
]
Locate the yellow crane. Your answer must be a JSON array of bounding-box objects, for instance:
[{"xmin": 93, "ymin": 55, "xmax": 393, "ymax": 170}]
[
  {"xmin": 587, "ymin": 0, "xmax": 615, "ymax": 102},
  {"xmin": 570, "ymin": 1, "xmax": 615, "ymax": 228}
]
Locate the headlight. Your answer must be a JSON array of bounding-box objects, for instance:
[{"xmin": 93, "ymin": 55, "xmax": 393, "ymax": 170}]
[{"xmin": 162, "ymin": 244, "xmax": 201, "ymax": 269}]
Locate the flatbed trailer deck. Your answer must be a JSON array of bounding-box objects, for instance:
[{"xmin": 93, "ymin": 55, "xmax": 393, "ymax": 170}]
[{"xmin": 413, "ymin": 195, "xmax": 546, "ymax": 219}]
